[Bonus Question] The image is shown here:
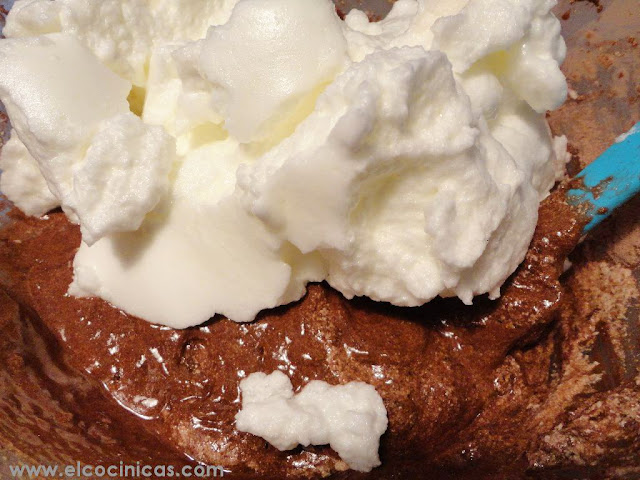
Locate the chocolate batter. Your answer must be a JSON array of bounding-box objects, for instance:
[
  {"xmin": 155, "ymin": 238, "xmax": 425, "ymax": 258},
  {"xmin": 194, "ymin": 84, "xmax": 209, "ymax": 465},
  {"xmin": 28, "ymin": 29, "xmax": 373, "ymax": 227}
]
[
  {"xmin": 0, "ymin": 186, "xmax": 587, "ymax": 480},
  {"xmin": 0, "ymin": 0, "xmax": 639, "ymax": 478}
]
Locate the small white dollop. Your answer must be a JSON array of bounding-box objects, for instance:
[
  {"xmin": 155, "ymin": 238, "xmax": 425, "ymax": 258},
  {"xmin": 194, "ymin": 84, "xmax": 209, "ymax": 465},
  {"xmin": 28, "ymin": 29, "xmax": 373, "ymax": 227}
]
[
  {"xmin": 133, "ymin": 395, "xmax": 159, "ymax": 408},
  {"xmin": 235, "ymin": 371, "xmax": 388, "ymax": 473}
]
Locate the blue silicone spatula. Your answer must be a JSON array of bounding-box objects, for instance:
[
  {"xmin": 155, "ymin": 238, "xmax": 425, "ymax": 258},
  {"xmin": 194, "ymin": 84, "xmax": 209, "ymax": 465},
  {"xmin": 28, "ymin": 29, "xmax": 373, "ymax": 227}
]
[{"xmin": 567, "ymin": 122, "xmax": 640, "ymax": 232}]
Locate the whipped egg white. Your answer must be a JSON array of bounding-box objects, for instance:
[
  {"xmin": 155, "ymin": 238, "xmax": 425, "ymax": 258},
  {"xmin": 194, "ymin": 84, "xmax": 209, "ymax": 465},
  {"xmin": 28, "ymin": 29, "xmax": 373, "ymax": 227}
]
[
  {"xmin": 236, "ymin": 371, "xmax": 388, "ymax": 472},
  {"xmin": 0, "ymin": 0, "xmax": 567, "ymax": 327}
]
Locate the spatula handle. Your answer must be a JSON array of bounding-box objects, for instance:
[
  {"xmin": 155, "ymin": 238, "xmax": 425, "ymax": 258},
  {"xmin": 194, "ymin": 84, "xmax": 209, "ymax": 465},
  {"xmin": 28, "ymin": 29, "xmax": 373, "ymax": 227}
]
[{"xmin": 567, "ymin": 122, "xmax": 640, "ymax": 232}]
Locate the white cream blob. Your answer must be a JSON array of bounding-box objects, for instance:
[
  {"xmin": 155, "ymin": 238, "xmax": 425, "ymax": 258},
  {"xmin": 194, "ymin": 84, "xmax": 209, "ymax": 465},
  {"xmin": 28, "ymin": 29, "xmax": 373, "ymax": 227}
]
[
  {"xmin": 238, "ymin": 46, "xmax": 537, "ymax": 305},
  {"xmin": 0, "ymin": 33, "xmax": 129, "ymax": 214},
  {"xmin": 3, "ymin": 0, "xmax": 241, "ymax": 86},
  {"xmin": 0, "ymin": 0, "xmax": 568, "ymax": 329},
  {"xmin": 235, "ymin": 371, "xmax": 388, "ymax": 473},
  {"xmin": 72, "ymin": 113, "xmax": 175, "ymax": 245},
  {"xmin": 69, "ymin": 141, "xmax": 317, "ymax": 326},
  {"xmin": 0, "ymin": 33, "xmax": 173, "ymax": 244},
  {"xmin": 199, "ymin": 0, "xmax": 348, "ymax": 143},
  {"xmin": 0, "ymin": 130, "xmax": 59, "ymax": 217}
]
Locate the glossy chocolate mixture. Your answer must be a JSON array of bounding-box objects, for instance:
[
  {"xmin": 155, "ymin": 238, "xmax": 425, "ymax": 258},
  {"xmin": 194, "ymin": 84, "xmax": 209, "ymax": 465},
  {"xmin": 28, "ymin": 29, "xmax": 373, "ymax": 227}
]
[
  {"xmin": 1, "ymin": 0, "xmax": 639, "ymax": 478},
  {"xmin": 0, "ymin": 187, "xmax": 584, "ymax": 479}
]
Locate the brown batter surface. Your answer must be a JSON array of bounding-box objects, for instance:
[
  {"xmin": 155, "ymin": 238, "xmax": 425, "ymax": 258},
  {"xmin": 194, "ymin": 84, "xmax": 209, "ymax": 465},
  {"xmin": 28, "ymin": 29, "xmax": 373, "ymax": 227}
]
[{"xmin": 1, "ymin": 0, "xmax": 639, "ymax": 478}]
